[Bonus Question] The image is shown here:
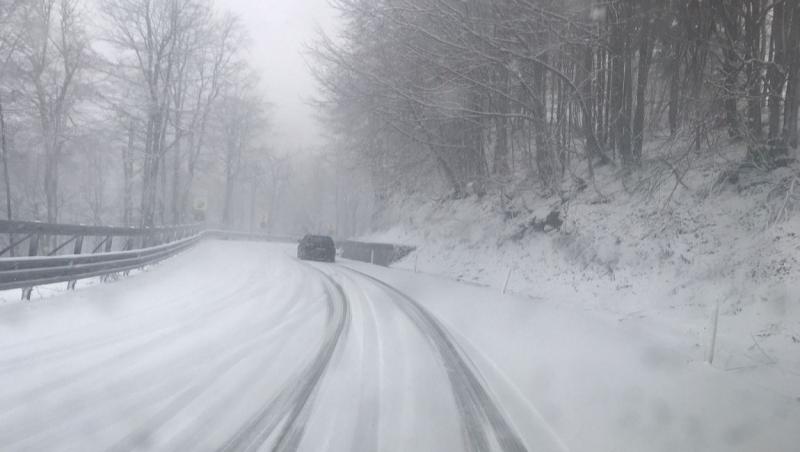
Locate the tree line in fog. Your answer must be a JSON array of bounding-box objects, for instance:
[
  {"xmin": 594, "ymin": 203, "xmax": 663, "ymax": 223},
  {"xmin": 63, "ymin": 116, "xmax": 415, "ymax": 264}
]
[
  {"xmin": 0, "ymin": 0, "xmax": 274, "ymax": 229},
  {"xmin": 314, "ymin": 0, "xmax": 800, "ymax": 202}
]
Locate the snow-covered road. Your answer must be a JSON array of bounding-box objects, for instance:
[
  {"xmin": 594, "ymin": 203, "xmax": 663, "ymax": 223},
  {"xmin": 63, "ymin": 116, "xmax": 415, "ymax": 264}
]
[{"xmin": 1, "ymin": 241, "xmax": 798, "ymax": 451}]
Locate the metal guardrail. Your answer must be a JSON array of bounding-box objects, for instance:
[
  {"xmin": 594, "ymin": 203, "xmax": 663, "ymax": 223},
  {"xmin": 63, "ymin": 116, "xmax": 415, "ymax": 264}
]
[
  {"xmin": 339, "ymin": 240, "xmax": 416, "ymax": 266},
  {"xmin": 0, "ymin": 235, "xmax": 202, "ymax": 292},
  {"xmin": 206, "ymin": 230, "xmax": 298, "ymax": 243},
  {"xmin": 0, "ymin": 220, "xmax": 201, "ymax": 257},
  {"xmin": 0, "ymin": 219, "xmax": 416, "ymax": 299},
  {"xmin": 0, "ymin": 220, "xmax": 197, "ymax": 238},
  {"xmin": 0, "ymin": 220, "xmax": 203, "ymax": 299}
]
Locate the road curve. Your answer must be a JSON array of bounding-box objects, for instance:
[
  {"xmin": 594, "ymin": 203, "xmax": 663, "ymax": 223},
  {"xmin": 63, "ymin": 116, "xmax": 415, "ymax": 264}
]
[
  {"xmin": 0, "ymin": 241, "xmax": 542, "ymax": 451},
  {"xmin": 333, "ymin": 265, "xmax": 528, "ymax": 452},
  {"xmin": 218, "ymin": 265, "xmax": 350, "ymax": 452}
]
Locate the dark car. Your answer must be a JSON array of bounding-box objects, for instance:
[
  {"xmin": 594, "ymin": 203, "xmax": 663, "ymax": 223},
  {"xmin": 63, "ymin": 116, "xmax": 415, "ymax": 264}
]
[{"xmin": 297, "ymin": 235, "xmax": 336, "ymax": 263}]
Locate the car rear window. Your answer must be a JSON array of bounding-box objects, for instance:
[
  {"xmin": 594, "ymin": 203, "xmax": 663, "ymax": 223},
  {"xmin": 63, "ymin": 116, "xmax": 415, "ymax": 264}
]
[{"xmin": 305, "ymin": 236, "xmax": 334, "ymax": 246}]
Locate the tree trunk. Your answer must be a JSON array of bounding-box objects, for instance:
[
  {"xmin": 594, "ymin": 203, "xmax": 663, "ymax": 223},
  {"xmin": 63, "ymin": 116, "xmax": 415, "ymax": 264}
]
[
  {"xmin": 222, "ymin": 152, "xmax": 235, "ymax": 227},
  {"xmin": 767, "ymin": 1, "xmax": 786, "ymax": 140},
  {"xmin": 0, "ymin": 98, "xmax": 12, "ymax": 224},
  {"xmin": 745, "ymin": 0, "xmax": 764, "ymax": 143},
  {"xmin": 616, "ymin": 0, "xmax": 634, "ymax": 166},
  {"xmin": 715, "ymin": 0, "xmax": 743, "ymax": 139},
  {"xmin": 140, "ymin": 114, "xmax": 159, "ymax": 228},
  {"xmin": 43, "ymin": 138, "xmax": 59, "ymax": 224},
  {"xmin": 668, "ymin": 43, "xmax": 682, "ymax": 136},
  {"xmin": 597, "ymin": 47, "xmax": 608, "ymax": 149},
  {"xmin": 122, "ymin": 121, "xmax": 135, "ymax": 227},
  {"xmin": 492, "ymin": 65, "xmax": 510, "ymax": 177},
  {"xmin": 140, "ymin": 101, "xmax": 169, "ymax": 228},
  {"xmin": 493, "ymin": 115, "xmax": 509, "ymax": 176},
  {"xmin": 609, "ymin": 1, "xmax": 627, "ymax": 161},
  {"xmin": 158, "ymin": 151, "xmax": 167, "ymax": 225},
  {"xmin": 784, "ymin": 3, "xmax": 800, "ymax": 148},
  {"xmin": 722, "ymin": 49, "xmax": 742, "ymax": 139},
  {"xmin": 140, "ymin": 156, "xmax": 159, "ymax": 229},
  {"xmin": 171, "ymin": 122, "xmax": 182, "ymax": 224},
  {"xmin": 579, "ymin": 45, "xmax": 601, "ymax": 162},
  {"xmin": 532, "ymin": 60, "xmax": 552, "ymax": 186},
  {"xmin": 633, "ymin": 15, "xmax": 654, "ymax": 161},
  {"xmin": 180, "ymin": 131, "xmax": 198, "ymax": 227}
]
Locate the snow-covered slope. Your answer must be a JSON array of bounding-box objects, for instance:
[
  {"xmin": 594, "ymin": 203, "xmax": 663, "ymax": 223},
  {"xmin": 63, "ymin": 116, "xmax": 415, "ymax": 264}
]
[
  {"xmin": 366, "ymin": 157, "xmax": 800, "ymax": 409},
  {"xmin": 352, "ymin": 261, "xmax": 800, "ymax": 452}
]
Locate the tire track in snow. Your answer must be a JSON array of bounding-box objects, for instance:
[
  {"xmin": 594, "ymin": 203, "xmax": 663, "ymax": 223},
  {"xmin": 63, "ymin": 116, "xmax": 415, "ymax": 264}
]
[
  {"xmin": 160, "ymin": 301, "xmax": 326, "ymax": 452},
  {"xmin": 319, "ymin": 268, "xmax": 383, "ymax": 452},
  {"xmin": 0, "ymin": 267, "xmax": 273, "ymax": 415},
  {"xmin": 0, "ymin": 252, "xmax": 262, "ymax": 365},
  {"xmin": 1, "ymin": 275, "xmax": 317, "ymax": 449},
  {"xmin": 0, "ymin": 261, "xmax": 266, "ymax": 372},
  {"xmin": 218, "ymin": 263, "xmax": 350, "ymax": 452},
  {"xmin": 104, "ymin": 303, "xmax": 315, "ymax": 452},
  {"xmin": 338, "ymin": 266, "xmax": 529, "ymax": 452}
]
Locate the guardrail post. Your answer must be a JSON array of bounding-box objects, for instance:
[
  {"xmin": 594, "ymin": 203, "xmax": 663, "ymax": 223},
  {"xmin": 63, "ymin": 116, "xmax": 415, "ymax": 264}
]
[
  {"xmin": 101, "ymin": 235, "xmax": 114, "ymax": 282},
  {"xmin": 28, "ymin": 232, "xmax": 39, "ymax": 256},
  {"xmin": 707, "ymin": 298, "xmax": 721, "ymax": 365},
  {"xmin": 501, "ymin": 267, "xmax": 513, "ymax": 295},
  {"xmin": 21, "ymin": 233, "xmax": 40, "ymax": 300},
  {"xmin": 123, "ymin": 238, "xmax": 134, "ymax": 276},
  {"xmin": 73, "ymin": 235, "xmax": 84, "ymax": 254},
  {"xmin": 0, "ymin": 220, "xmax": 205, "ymax": 294},
  {"xmin": 67, "ymin": 235, "xmax": 84, "ymax": 290}
]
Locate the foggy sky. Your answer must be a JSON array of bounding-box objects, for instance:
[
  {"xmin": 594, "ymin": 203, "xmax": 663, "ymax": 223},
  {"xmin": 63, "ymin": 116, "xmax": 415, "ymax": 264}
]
[{"xmin": 222, "ymin": 0, "xmax": 339, "ymax": 154}]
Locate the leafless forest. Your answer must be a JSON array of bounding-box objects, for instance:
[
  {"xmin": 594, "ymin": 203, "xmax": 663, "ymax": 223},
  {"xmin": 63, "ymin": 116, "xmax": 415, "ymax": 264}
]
[
  {"xmin": 1, "ymin": 0, "xmax": 799, "ymax": 234},
  {"xmin": 0, "ymin": 0, "xmax": 277, "ymax": 231},
  {"xmin": 313, "ymin": 0, "xmax": 800, "ymax": 205}
]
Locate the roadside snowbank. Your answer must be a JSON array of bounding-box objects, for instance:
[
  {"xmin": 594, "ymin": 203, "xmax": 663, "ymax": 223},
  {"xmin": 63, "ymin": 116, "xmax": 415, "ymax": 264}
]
[
  {"xmin": 365, "ymin": 157, "xmax": 800, "ymax": 412},
  {"xmin": 347, "ymin": 260, "xmax": 800, "ymax": 452}
]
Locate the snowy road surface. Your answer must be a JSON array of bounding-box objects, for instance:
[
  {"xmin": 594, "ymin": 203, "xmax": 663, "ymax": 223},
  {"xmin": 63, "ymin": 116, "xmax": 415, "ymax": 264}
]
[{"xmin": 1, "ymin": 241, "xmax": 798, "ymax": 451}]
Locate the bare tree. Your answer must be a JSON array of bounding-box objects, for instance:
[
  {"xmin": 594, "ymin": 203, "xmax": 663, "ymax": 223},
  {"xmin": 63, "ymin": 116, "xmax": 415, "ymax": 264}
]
[
  {"xmin": 174, "ymin": 12, "xmax": 245, "ymax": 223},
  {"xmin": 315, "ymin": 0, "xmax": 800, "ymax": 210},
  {"xmin": 215, "ymin": 76, "xmax": 268, "ymax": 227},
  {"xmin": 101, "ymin": 0, "xmax": 205, "ymax": 227},
  {"xmin": 0, "ymin": 0, "xmax": 24, "ymax": 224},
  {"xmin": 14, "ymin": 0, "xmax": 88, "ymax": 223}
]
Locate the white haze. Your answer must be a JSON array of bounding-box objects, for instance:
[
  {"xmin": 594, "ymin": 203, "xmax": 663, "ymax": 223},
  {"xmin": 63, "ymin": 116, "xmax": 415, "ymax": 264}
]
[
  {"xmin": 222, "ymin": 0, "xmax": 339, "ymax": 153},
  {"xmin": 1, "ymin": 1, "xmax": 799, "ymax": 451}
]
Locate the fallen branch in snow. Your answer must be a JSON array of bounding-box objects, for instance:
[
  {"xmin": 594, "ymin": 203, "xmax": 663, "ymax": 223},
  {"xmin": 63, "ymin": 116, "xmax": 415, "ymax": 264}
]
[
  {"xmin": 658, "ymin": 157, "xmax": 691, "ymax": 191},
  {"xmin": 749, "ymin": 334, "xmax": 778, "ymax": 365},
  {"xmin": 770, "ymin": 176, "xmax": 798, "ymax": 225},
  {"xmin": 509, "ymin": 210, "xmax": 563, "ymax": 241},
  {"xmin": 501, "ymin": 267, "xmax": 512, "ymax": 294},
  {"xmin": 724, "ymin": 364, "xmax": 768, "ymax": 372},
  {"xmin": 661, "ymin": 177, "xmax": 683, "ymax": 214},
  {"xmin": 707, "ymin": 298, "xmax": 721, "ymax": 365}
]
